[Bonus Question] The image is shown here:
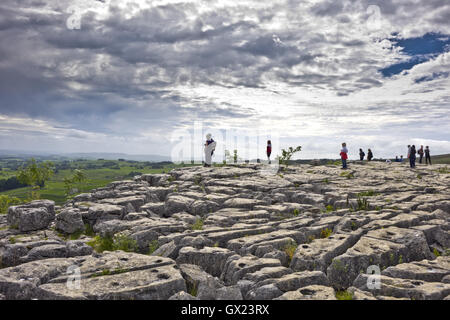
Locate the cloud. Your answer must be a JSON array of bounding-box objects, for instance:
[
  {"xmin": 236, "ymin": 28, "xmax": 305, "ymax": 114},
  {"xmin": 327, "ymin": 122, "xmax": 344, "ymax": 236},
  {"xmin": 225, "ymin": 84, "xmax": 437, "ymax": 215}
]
[{"xmin": 0, "ymin": 0, "xmax": 449, "ymax": 158}]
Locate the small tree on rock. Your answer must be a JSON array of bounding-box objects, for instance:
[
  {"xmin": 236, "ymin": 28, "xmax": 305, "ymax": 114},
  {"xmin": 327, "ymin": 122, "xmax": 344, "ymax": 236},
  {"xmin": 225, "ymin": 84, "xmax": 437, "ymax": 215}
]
[{"xmin": 279, "ymin": 146, "xmax": 302, "ymax": 169}]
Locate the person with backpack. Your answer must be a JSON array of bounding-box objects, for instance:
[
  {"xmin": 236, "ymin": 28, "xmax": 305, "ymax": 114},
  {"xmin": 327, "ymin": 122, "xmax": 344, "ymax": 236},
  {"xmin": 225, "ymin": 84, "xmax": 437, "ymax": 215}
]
[
  {"xmin": 425, "ymin": 146, "xmax": 431, "ymax": 165},
  {"xmin": 418, "ymin": 145, "xmax": 424, "ymax": 164},
  {"xmin": 340, "ymin": 143, "xmax": 348, "ymax": 169},
  {"xmin": 267, "ymin": 140, "xmax": 272, "ymax": 164},
  {"xmin": 359, "ymin": 149, "xmax": 365, "ymax": 161},
  {"xmin": 409, "ymin": 145, "xmax": 416, "ymax": 168},
  {"xmin": 367, "ymin": 149, "xmax": 373, "ymax": 161}
]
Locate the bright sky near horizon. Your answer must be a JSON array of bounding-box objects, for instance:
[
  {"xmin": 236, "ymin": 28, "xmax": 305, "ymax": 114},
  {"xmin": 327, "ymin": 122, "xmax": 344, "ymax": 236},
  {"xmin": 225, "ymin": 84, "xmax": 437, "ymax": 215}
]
[{"xmin": 0, "ymin": 0, "xmax": 449, "ymax": 160}]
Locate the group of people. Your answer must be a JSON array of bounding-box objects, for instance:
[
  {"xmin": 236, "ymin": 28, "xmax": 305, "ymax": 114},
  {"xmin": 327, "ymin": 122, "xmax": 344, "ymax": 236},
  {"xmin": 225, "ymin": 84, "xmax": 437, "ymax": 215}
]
[
  {"xmin": 339, "ymin": 143, "xmax": 433, "ymax": 169},
  {"xmin": 358, "ymin": 148, "xmax": 373, "ymax": 161},
  {"xmin": 203, "ymin": 134, "xmax": 433, "ymax": 170},
  {"xmin": 407, "ymin": 145, "xmax": 432, "ymax": 168}
]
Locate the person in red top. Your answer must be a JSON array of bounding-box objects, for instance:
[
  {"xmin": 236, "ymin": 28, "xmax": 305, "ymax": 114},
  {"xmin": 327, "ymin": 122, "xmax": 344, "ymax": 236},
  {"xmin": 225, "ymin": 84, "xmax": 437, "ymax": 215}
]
[
  {"xmin": 340, "ymin": 142, "xmax": 348, "ymax": 169},
  {"xmin": 267, "ymin": 140, "xmax": 272, "ymax": 164}
]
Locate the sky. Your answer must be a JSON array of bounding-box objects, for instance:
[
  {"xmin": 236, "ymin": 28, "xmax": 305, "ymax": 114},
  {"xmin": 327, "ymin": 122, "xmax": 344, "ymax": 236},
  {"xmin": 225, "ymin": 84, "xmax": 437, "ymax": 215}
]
[{"xmin": 0, "ymin": 0, "xmax": 449, "ymax": 161}]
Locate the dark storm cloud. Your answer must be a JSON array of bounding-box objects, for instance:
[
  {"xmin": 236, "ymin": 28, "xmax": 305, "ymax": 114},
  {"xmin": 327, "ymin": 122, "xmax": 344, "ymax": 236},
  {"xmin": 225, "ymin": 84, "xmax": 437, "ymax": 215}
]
[{"xmin": 0, "ymin": 0, "xmax": 449, "ymax": 156}]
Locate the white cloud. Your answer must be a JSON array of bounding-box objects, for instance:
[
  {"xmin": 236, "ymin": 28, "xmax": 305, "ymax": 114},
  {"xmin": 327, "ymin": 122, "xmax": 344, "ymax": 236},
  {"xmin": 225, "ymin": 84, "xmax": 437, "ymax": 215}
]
[{"xmin": 0, "ymin": 0, "xmax": 449, "ymax": 158}]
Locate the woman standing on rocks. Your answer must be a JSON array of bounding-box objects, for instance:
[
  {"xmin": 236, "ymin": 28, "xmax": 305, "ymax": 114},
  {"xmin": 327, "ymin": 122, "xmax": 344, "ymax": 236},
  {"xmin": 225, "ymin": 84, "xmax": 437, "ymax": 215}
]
[
  {"xmin": 267, "ymin": 140, "xmax": 272, "ymax": 164},
  {"xmin": 340, "ymin": 143, "xmax": 348, "ymax": 169}
]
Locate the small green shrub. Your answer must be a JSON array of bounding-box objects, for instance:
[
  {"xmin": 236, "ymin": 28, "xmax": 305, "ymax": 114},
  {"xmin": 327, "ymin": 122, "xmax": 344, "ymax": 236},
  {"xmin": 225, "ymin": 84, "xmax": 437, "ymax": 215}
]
[
  {"xmin": 292, "ymin": 209, "xmax": 300, "ymax": 217},
  {"xmin": 326, "ymin": 205, "xmax": 334, "ymax": 212},
  {"xmin": 148, "ymin": 240, "xmax": 159, "ymax": 255},
  {"xmin": 114, "ymin": 234, "xmax": 138, "ymax": 252},
  {"xmin": 320, "ymin": 228, "xmax": 332, "ymax": 239},
  {"xmin": 190, "ymin": 218, "xmax": 204, "ymax": 231},
  {"xmin": 350, "ymin": 196, "xmax": 370, "ymax": 211},
  {"xmin": 87, "ymin": 233, "xmax": 138, "ymax": 253},
  {"xmin": 357, "ymin": 190, "xmax": 378, "ymax": 197},
  {"xmin": 189, "ymin": 282, "xmax": 198, "ymax": 297},
  {"xmin": 84, "ymin": 224, "xmax": 95, "ymax": 237},
  {"xmin": 336, "ymin": 290, "xmax": 353, "ymax": 300},
  {"xmin": 433, "ymin": 248, "xmax": 441, "ymax": 257},
  {"xmin": 284, "ymin": 241, "xmax": 298, "ymax": 263}
]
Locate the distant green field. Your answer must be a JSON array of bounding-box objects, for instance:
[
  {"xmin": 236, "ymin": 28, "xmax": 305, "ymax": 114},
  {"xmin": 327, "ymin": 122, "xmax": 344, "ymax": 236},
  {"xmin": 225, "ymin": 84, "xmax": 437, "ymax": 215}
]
[
  {"xmin": 0, "ymin": 159, "xmax": 199, "ymax": 205},
  {"xmin": 431, "ymin": 154, "xmax": 450, "ymax": 164}
]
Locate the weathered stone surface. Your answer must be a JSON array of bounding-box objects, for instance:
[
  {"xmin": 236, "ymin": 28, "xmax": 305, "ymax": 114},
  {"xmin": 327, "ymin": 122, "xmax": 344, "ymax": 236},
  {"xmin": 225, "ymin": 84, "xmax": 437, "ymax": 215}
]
[
  {"xmin": 243, "ymin": 266, "xmax": 292, "ymax": 283},
  {"xmin": 0, "ymin": 252, "xmax": 185, "ymax": 300},
  {"xmin": 84, "ymin": 204, "xmax": 125, "ymax": 223},
  {"xmin": 168, "ymin": 291, "xmax": 199, "ymax": 300},
  {"xmin": 274, "ymin": 285, "xmax": 337, "ymax": 300},
  {"xmin": 221, "ymin": 255, "xmax": 282, "ymax": 285},
  {"xmin": 7, "ymin": 200, "xmax": 55, "ymax": 232},
  {"xmin": 246, "ymin": 283, "xmax": 284, "ymax": 300},
  {"xmin": 290, "ymin": 233, "xmax": 357, "ymax": 272},
  {"xmin": 176, "ymin": 247, "xmax": 235, "ymax": 277},
  {"xmin": 381, "ymin": 257, "xmax": 450, "ymax": 282},
  {"xmin": 353, "ymin": 274, "xmax": 450, "ymax": 300},
  {"xmin": 55, "ymin": 208, "xmax": 85, "ymax": 234},
  {"xmin": 1, "ymin": 163, "xmax": 449, "ymax": 300},
  {"xmin": 327, "ymin": 227, "xmax": 432, "ymax": 290}
]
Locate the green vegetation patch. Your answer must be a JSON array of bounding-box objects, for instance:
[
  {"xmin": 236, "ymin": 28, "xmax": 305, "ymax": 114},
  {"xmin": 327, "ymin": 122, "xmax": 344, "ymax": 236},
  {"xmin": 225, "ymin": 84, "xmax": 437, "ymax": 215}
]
[
  {"xmin": 335, "ymin": 290, "xmax": 353, "ymax": 300},
  {"xmin": 190, "ymin": 218, "xmax": 204, "ymax": 231},
  {"xmin": 87, "ymin": 233, "xmax": 138, "ymax": 253}
]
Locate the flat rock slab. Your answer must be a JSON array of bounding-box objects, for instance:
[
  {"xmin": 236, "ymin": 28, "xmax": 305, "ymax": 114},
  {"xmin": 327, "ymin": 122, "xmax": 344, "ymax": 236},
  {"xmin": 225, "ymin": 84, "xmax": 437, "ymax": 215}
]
[
  {"xmin": 290, "ymin": 233, "xmax": 357, "ymax": 272},
  {"xmin": 381, "ymin": 256, "xmax": 450, "ymax": 282},
  {"xmin": 353, "ymin": 274, "xmax": 450, "ymax": 300},
  {"xmin": 0, "ymin": 251, "xmax": 185, "ymax": 300},
  {"xmin": 176, "ymin": 246, "xmax": 235, "ymax": 278},
  {"xmin": 221, "ymin": 255, "xmax": 282, "ymax": 285},
  {"xmin": 274, "ymin": 285, "xmax": 337, "ymax": 300},
  {"xmin": 327, "ymin": 226, "xmax": 432, "ymax": 290}
]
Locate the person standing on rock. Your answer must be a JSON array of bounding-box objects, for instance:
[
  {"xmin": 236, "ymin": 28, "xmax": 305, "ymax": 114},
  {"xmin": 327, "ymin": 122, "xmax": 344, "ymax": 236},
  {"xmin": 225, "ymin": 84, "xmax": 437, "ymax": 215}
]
[
  {"xmin": 418, "ymin": 145, "xmax": 424, "ymax": 164},
  {"xmin": 340, "ymin": 143, "xmax": 348, "ymax": 169},
  {"xmin": 425, "ymin": 146, "xmax": 432, "ymax": 165},
  {"xmin": 367, "ymin": 149, "xmax": 373, "ymax": 161},
  {"xmin": 359, "ymin": 148, "xmax": 365, "ymax": 161},
  {"xmin": 204, "ymin": 133, "xmax": 216, "ymax": 167},
  {"xmin": 407, "ymin": 145, "xmax": 411, "ymax": 160},
  {"xmin": 409, "ymin": 145, "xmax": 416, "ymax": 168},
  {"xmin": 267, "ymin": 140, "xmax": 272, "ymax": 164}
]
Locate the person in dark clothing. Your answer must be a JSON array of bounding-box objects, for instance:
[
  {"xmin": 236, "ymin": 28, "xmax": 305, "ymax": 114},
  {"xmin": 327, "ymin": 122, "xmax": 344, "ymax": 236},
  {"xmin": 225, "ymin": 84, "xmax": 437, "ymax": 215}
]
[
  {"xmin": 367, "ymin": 149, "xmax": 373, "ymax": 161},
  {"xmin": 418, "ymin": 145, "xmax": 424, "ymax": 164},
  {"xmin": 267, "ymin": 140, "xmax": 272, "ymax": 164},
  {"xmin": 409, "ymin": 145, "xmax": 416, "ymax": 168},
  {"xmin": 425, "ymin": 146, "xmax": 431, "ymax": 165},
  {"xmin": 359, "ymin": 149, "xmax": 365, "ymax": 161}
]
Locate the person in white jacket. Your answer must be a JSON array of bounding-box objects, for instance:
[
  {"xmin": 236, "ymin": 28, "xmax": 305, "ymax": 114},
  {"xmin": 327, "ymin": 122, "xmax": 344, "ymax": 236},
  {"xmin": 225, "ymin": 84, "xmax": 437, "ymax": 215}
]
[{"xmin": 204, "ymin": 133, "xmax": 216, "ymax": 167}]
